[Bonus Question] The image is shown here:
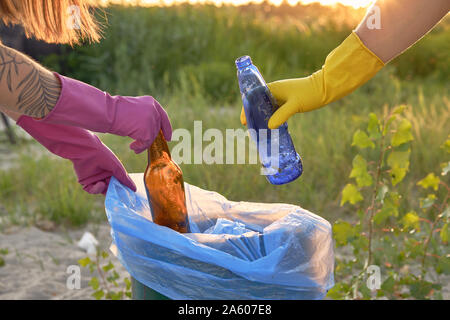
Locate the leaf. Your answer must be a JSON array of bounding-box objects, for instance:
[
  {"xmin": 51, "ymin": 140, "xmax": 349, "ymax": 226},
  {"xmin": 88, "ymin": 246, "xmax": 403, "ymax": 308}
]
[
  {"xmin": 110, "ymin": 292, "xmax": 123, "ymax": 300},
  {"xmin": 402, "ymin": 211, "xmax": 420, "ymax": 231},
  {"xmin": 101, "ymin": 251, "xmax": 109, "ymax": 259},
  {"xmin": 374, "ymin": 192, "xmax": 401, "ymax": 225},
  {"xmin": 326, "ymin": 283, "xmax": 349, "ymax": 300},
  {"xmin": 420, "ymin": 194, "xmax": 436, "ymax": 210},
  {"xmin": 351, "ymin": 236, "xmax": 369, "ymax": 255},
  {"xmin": 440, "ymin": 223, "xmax": 448, "ymax": 244},
  {"xmin": 367, "ymin": 113, "xmax": 381, "ymax": 139},
  {"xmin": 417, "ymin": 173, "xmax": 440, "ymax": 191},
  {"xmin": 352, "ymin": 130, "xmax": 375, "ymax": 149},
  {"xmin": 436, "ymin": 255, "xmax": 450, "ymax": 275},
  {"xmin": 112, "ymin": 271, "xmax": 120, "ymax": 280},
  {"xmin": 383, "ymin": 115, "xmax": 397, "ymax": 136},
  {"xmin": 333, "ymin": 220, "xmax": 357, "ymax": 246},
  {"xmin": 405, "ymin": 238, "xmax": 424, "ymax": 258},
  {"xmin": 124, "ymin": 277, "xmax": 131, "ymax": 291},
  {"xmin": 376, "ymin": 185, "xmax": 389, "ymax": 203},
  {"xmin": 387, "ymin": 150, "xmax": 410, "ymax": 168},
  {"xmin": 441, "ymin": 136, "xmax": 450, "ymax": 154},
  {"xmin": 341, "ymin": 183, "xmax": 363, "ymax": 206},
  {"xmin": 392, "ymin": 105, "xmax": 407, "ymax": 115},
  {"xmin": 0, "ymin": 257, "xmax": 4, "ymax": 267},
  {"xmin": 391, "ymin": 119, "xmax": 413, "ymax": 147},
  {"xmin": 89, "ymin": 277, "xmax": 100, "ymax": 290},
  {"xmin": 441, "ymin": 206, "xmax": 450, "ymax": 219},
  {"xmin": 375, "ymin": 206, "xmax": 397, "ymax": 225},
  {"xmin": 102, "ymin": 262, "xmax": 114, "ymax": 273},
  {"xmin": 441, "ymin": 161, "xmax": 450, "ymax": 176},
  {"xmin": 92, "ymin": 290, "xmax": 104, "ymax": 300},
  {"xmin": 349, "ymin": 155, "xmax": 373, "ymax": 187},
  {"xmin": 107, "ymin": 271, "xmax": 120, "ymax": 283},
  {"xmin": 387, "ymin": 150, "xmax": 410, "ymax": 186},
  {"xmin": 381, "ymin": 275, "xmax": 395, "ymax": 292},
  {"xmin": 78, "ymin": 257, "xmax": 92, "ymax": 267},
  {"xmin": 359, "ymin": 284, "xmax": 372, "ymax": 299},
  {"xmin": 390, "ymin": 167, "xmax": 408, "ymax": 186},
  {"xmin": 409, "ymin": 280, "xmax": 433, "ymax": 299}
]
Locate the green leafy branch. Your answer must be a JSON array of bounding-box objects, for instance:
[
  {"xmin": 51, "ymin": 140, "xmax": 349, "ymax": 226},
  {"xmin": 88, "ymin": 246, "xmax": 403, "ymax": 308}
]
[
  {"xmin": 78, "ymin": 250, "xmax": 132, "ymax": 300},
  {"xmin": 330, "ymin": 106, "xmax": 449, "ymax": 300},
  {"xmin": 416, "ymin": 172, "xmax": 449, "ymax": 277}
]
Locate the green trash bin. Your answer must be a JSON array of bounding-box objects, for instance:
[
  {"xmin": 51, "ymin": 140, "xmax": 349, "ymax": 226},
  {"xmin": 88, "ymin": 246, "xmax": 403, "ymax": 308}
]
[{"xmin": 131, "ymin": 277, "xmax": 171, "ymax": 300}]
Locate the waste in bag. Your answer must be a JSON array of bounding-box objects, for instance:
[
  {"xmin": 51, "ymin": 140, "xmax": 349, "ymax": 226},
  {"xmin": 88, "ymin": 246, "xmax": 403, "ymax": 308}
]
[
  {"xmin": 105, "ymin": 173, "xmax": 334, "ymax": 300},
  {"xmin": 144, "ymin": 130, "xmax": 190, "ymax": 233}
]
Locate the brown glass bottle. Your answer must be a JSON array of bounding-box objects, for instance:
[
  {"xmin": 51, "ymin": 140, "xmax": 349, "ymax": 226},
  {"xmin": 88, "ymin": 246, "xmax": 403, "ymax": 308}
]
[{"xmin": 144, "ymin": 130, "xmax": 190, "ymax": 233}]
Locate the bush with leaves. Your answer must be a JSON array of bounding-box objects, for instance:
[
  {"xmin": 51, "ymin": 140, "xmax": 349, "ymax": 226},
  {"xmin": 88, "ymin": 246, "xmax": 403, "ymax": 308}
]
[
  {"xmin": 328, "ymin": 105, "xmax": 449, "ymax": 300},
  {"xmin": 78, "ymin": 251, "xmax": 132, "ymax": 300}
]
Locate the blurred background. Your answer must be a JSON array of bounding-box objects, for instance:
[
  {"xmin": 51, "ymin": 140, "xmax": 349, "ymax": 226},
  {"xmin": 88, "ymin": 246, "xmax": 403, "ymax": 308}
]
[
  {"xmin": 0, "ymin": 0, "xmax": 448, "ymax": 300},
  {"xmin": 1, "ymin": 0, "xmax": 448, "ymax": 224}
]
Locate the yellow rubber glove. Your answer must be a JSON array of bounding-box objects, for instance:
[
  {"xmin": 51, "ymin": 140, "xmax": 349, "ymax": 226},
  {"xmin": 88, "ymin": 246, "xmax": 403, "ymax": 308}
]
[{"xmin": 240, "ymin": 31, "xmax": 385, "ymax": 129}]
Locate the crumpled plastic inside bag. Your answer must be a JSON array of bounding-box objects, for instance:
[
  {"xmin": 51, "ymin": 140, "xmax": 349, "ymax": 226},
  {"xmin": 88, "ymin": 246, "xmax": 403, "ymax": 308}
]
[{"xmin": 105, "ymin": 173, "xmax": 334, "ymax": 300}]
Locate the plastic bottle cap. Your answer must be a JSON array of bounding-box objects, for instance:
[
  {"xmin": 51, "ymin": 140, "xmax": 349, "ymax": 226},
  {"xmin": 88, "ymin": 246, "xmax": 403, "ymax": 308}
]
[{"xmin": 235, "ymin": 55, "xmax": 252, "ymax": 69}]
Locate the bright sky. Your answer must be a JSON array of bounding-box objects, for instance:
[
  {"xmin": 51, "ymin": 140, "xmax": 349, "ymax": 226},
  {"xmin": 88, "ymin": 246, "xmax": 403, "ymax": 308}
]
[{"xmin": 103, "ymin": 0, "xmax": 375, "ymax": 9}]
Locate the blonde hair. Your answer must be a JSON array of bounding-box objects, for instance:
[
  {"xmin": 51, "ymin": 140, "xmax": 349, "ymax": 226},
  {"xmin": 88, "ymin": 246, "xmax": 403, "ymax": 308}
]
[{"xmin": 0, "ymin": 0, "xmax": 102, "ymax": 45}]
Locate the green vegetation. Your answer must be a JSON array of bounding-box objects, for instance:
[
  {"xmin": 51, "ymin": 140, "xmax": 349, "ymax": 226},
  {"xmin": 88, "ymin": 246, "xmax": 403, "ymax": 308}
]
[
  {"xmin": 0, "ymin": 151, "xmax": 103, "ymax": 227},
  {"xmin": 0, "ymin": 248, "xmax": 8, "ymax": 267},
  {"xmin": 78, "ymin": 250, "xmax": 132, "ymax": 300},
  {"xmin": 328, "ymin": 106, "xmax": 449, "ymax": 299},
  {"xmin": 0, "ymin": 4, "xmax": 448, "ymax": 299}
]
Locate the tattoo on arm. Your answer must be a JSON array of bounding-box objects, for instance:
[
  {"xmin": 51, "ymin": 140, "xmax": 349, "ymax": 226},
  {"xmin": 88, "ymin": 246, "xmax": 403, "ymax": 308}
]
[{"xmin": 0, "ymin": 45, "xmax": 61, "ymax": 118}]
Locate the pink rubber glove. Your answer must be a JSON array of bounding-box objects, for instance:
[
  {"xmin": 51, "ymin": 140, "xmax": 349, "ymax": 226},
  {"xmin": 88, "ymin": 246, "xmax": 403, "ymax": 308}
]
[
  {"xmin": 17, "ymin": 116, "xmax": 137, "ymax": 195},
  {"xmin": 38, "ymin": 73, "xmax": 172, "ymax": 154}
]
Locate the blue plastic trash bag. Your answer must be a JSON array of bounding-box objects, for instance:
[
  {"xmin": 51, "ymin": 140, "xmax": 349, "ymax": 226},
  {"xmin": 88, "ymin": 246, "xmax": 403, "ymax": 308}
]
[{"xmin": 105, "ymin": 173, "xmax": 334, "ymax": 300}]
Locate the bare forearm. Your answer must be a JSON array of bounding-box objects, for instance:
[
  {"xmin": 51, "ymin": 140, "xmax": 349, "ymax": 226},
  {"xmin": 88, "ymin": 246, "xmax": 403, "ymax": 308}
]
[
  {"xmin": 0, "ymin": 43, "xmax": 61, "ymax": 118},
  {"xmin": 356, "ymin": 0, "xmax": 450, "ymax": 63}
]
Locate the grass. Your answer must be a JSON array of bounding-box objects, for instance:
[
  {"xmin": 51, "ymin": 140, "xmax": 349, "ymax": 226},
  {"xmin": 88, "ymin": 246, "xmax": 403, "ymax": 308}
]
[
  {"xmin": 0, "ymin": 146, "xmax": 104, "ymax": 228},
  {"xmin": 0, "ymin": 4, "xmax": 448, "ymax": 227}
]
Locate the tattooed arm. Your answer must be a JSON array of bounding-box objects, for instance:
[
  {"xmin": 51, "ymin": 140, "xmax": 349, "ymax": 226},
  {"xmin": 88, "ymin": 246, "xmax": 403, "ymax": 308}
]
[{"xmin": 0, "ymin": 43, "xmax": 61, "ymax": 118}]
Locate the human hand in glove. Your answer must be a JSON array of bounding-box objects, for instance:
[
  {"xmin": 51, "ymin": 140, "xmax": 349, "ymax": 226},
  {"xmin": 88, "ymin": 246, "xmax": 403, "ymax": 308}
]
[
  {"xmin": 240, "ymin": 32, "xmax": 385, "ymax": 129},
  {"xmin": 240, "ymin": 0, "xmax": 450, "ymax": 129},
  {"xmin": 38, "ymin": 73, "xmax": 173, "ymax": 154},
  {"xmin": 17, "ymin": 115, "xmax": 136, "ymax": 194}
]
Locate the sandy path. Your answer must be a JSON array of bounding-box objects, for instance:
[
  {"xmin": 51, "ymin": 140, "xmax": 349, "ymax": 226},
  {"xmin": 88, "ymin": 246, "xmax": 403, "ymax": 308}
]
[{"xmin": 0, "ymin": 223, "xmax": 129, "ymax": 300}]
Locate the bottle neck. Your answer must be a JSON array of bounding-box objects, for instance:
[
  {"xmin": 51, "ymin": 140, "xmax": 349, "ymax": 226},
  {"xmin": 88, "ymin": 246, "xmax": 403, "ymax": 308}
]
[
  {"xmin": 148, "ymin": 130, "xmax": 171, "ymax": 163},
  {"xmin": 235, "ymin": 55, "xmax": 252, "ymax": 69}
]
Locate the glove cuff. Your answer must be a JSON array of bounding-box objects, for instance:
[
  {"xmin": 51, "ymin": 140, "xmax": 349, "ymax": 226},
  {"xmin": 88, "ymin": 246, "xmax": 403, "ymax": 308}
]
[
  {"xmin": 350, "ymin": 31, "xmax": 385, "ymax": 67},
  {"xmin": 315, "ymin": 31, "xmax": 385, "ymax": 107}
]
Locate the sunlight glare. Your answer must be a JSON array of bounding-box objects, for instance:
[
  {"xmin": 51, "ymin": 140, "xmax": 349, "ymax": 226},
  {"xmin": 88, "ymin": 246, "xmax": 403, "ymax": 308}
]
[{"xmin": 104, "ymin": 0, "xmax": 374, "ymax": 9}]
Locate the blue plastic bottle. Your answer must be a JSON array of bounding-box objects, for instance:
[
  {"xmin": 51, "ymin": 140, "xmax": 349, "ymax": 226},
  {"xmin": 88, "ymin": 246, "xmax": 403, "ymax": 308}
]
[{"xmin": 236, "ymin": 55, "xmax": 302, "ymax": 185}]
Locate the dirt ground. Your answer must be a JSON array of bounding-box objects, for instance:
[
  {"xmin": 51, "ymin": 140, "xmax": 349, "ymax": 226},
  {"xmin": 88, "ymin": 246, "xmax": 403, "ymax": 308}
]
[{"xmin": 0, "ymin": 223, "xmax": 129, "ymax": 300}]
